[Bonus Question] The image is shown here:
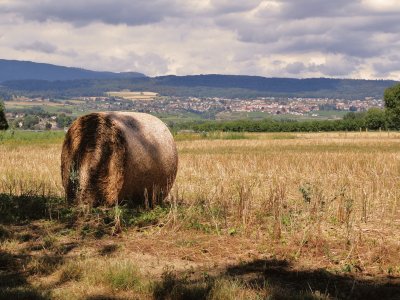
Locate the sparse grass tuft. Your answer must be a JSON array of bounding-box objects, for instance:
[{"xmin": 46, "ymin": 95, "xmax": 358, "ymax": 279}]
[
  {"xmin": 127, "ymin": 205, "xmax": 170, "ymax": 228},
  {"xmin": 28, "ymin": 255, "xmax": 64, "ymax": 275},
  {"xmin": 104, "ymin": 260, "xmax": 143, "ymax": 291},
  {"xmin": 59, "ymin": 258, "xmax": 146, "ymax": 293},
  {"xmin": 152, "ymin": 268, "xmax": 265, "ymax": 300},
  {"xmin": 208, "ymin": 278, "xmax": 263, "ymax": 300},
  {"xmin": 59, "ymin": 261, "xmax": 83, "ymax": 283},
  {"xmin": 152, "ymin": 267, "xmax": 210, "ymax": 300}
]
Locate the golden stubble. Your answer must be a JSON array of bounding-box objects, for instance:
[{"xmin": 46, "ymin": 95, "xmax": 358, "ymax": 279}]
[{"xmin": 1, "ymin": 131, "xmax": 400, "ymax": 273}]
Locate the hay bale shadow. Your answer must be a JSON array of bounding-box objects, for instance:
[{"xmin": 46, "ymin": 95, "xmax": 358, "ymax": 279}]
[{"xmin": 0, "ymin": 193, "xmax": 69, "ymax": 224}]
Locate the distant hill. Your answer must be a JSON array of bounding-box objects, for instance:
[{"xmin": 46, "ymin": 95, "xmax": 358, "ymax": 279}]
[
  {"xmin": 0, "ymin": 60, "xmax": 398, "ymax": 99},
  {"xmin": 0, "ymin": 59, "xmax": 145, "ymax": 82},
  {"xmin": 153, "ymin": 75, "xmax": 398, "ymax": 97}
]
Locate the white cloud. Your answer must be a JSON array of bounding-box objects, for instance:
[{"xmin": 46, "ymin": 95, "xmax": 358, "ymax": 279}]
[{"xmin": 362, "ymin": 0, "xmax": 400, "ymax": 13}]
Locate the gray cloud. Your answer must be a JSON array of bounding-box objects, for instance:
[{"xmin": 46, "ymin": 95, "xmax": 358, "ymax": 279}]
[
  {"xmin": 14, "ymin": 41, "xmax": 57, "ymax": 54},
  {"xmin": 373, "ymin": 55, "xmax": 400, "ymax": 78},
  {"xmin": 271, "ymin": 29, "xmax": 384, "ymax": 58},
  {"xmin": 218, "ymin": 5, "xmax": 400, "ymax": 58},
  {"xmin": 0, "ymin": 0, "xmax": 400, "ymax": 79},
  {"xmin": 285, "ymin": 62, "xmax": 306, "ymax": 75},
  {"xmin": 120, "ymin": 52, "xmax": 170, "ymax": 75},
  {"xmin": 0, "ymin": 0, "xmax": 184, "ymax": 26},
  {"xmin": 311, "ymin": 56, "xmax": 361, "ymax": 77},
  {"xmin": 212, "ymin": 0, "xmax": 400, "ymax": 81},
  {"xmin": 210, "ymin": 0, "xmax": 261, "ymax": 14},
  {"xmin": 0, "ymin": 0, "xmax": 263, "ymax": 26},
  {"xmin": 277, "ymin": 0, "xmax": 359, "ymax": 19},
  {"xmin": 284, "ymin": 55, "xmax": 361, "ymax": 77}
]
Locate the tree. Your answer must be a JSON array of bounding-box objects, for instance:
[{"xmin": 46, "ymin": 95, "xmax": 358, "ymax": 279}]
[
  {"xmin": 384, "ymin": 83, "xmax": 400, "ymax": 129},
  {"xmin": 22, "ymin": 115, "xmax": 39, "ymax": 129},
  {"xmin": 56, "ymin": 113, "xmax": 73, "ymax": 128},
  {"xmin": 365, "ymin": 108, "xmax": 387, "ymax": 130},
  {"xmin": 343, "ymin": 111, "xmax": 366, "ymax": 120},
  {"xmin": 0, "ymin": 99, "xmax": 9, "ymax": 130}
]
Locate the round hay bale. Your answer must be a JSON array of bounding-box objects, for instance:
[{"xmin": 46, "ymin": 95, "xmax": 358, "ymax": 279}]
[{"xmin": 61, "ymin": 112, "xmax": 178, "ymax": 207}]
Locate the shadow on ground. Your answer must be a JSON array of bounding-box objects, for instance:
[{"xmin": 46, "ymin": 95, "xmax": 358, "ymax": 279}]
[
  {"xmin": 1, "ymin": 193, "xmax": 400, "ymax": 299},
  {"xmin": 224, "ymin": 259, "xmax": 400, "ymax": 299},
  {"xmin": 0, "ymin": 249, "xmax": 51, "ymax": 300},
  {"xmin": 151, "ymin": 258, "xmax": 400, "ymax": 300},
  {"xmin": 0, "ymin": 193, "xmax": 69, "ymax": 299}
]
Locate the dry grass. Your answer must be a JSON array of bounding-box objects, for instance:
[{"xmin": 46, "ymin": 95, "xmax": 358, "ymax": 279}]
[
  {"xmin": 0, "ymin": 138, "xmax": 63, "ymax": 197},
  {"xmin": 171, "ymin": 132, "xmax": 400, "ymax": 273},
  {"xmin": 1, "ymin": 131, "xmax": 400, "ymax": 299}
]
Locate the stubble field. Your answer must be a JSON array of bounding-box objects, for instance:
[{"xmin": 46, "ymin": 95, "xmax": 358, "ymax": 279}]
[{"xmin": 0, "ymin": 131, "xmax": 400, "ymax": 299}]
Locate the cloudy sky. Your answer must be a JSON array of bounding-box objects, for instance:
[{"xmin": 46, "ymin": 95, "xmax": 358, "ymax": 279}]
[{"xmin": 0, "ymin": 0, "xmax": 400, "ymax": 79}]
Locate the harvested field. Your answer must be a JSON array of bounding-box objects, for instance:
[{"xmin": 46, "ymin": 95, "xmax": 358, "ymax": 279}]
[
  {"xmin": 106, "ymin": 91, "xmax": 158, "ymax": 101},
  {"xmin": 0, "ymin": 131, "xmax": 400, "ymax": 299}
]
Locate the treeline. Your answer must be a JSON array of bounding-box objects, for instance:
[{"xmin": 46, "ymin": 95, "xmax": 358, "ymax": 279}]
[
  {"xmin": 172, "ymin": 109, "xmax": 389, "ymax": 133},
  {"xmin": 1, "ymin": 75, "xmax": 397, "ymax": 99}
]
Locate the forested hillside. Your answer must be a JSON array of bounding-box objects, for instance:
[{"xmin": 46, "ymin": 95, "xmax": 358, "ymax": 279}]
[
  {"xmin": 0, "ymin": 59, "xmax": 145, "ymax": 82},
  {"xmin": 1, "ymin": 75, "xmax": 397, "ymax": 99}
]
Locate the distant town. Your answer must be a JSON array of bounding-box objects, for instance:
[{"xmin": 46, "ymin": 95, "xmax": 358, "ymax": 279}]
[
  {"xmin": 125, "ymin": 95, "xmax": 383, "ymax": 116},
  {"xmin": 4, "ymin": 92, "xmax": 384, "ymax": 130}
]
